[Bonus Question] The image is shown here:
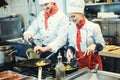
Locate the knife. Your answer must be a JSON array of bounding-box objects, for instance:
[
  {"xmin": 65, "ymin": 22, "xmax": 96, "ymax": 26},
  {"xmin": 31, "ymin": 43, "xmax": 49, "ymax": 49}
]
[{"xmin": 108, "ymin": 47, "xmax": 120, "ymax": 51}]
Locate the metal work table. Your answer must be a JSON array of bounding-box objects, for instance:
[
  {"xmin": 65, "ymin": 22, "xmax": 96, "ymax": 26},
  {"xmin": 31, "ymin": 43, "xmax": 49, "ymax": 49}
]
[
  {"xmin": 66, "ymin": 68, "xmax": 120, "ymax": 80},
  {"xmin": 100, "ymin": 45, "xmax": 120, "ymax": 58}
]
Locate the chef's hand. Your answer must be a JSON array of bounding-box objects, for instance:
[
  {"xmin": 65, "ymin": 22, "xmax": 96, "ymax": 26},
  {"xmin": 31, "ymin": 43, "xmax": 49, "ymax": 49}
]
[
  {"xmin": 23, "ymin": 34, "xmax": 34, "ymax": 42},
  {"xmin": 84, "ymin": 44, "xmax": 96, "ymax": 56},
  {"xmin": 34, "ymin": 45, "xmax": 51, "ymax": 53},
  {"xmin": 66, "ymin": 49, "xmax": 73, "ymax": 62}
]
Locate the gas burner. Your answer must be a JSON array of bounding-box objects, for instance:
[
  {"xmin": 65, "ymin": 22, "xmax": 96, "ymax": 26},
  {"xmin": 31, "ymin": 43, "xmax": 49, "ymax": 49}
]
[
  {"xmin": 13, "ymin": 66, "xmax": 38, "ymax": 77},
  {"xmin": 42, "ymin": 70, "xmax": 55, "ymax": 79},
  {"xmin": 12, "ymin": 60, "xmax": 56, "ymax": 79},
  {"xmin": 13, "ymin": 66, "xmax": 55, "ymax": 79}
]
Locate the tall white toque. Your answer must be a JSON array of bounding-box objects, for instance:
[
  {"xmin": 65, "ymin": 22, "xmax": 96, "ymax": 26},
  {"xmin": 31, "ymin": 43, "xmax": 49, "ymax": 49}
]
[
  {"xmin": 67, "ymin": 0, "xmax": 85, "ymax": 14},
  {"xmin": 38, "ymin": 0, "xmax": 55, "ymax": 5}
]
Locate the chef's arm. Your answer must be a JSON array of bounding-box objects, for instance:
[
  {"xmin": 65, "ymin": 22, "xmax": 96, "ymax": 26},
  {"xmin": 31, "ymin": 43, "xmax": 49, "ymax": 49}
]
[
  {"xmin": 93, "ymin": 24, "xmax": 105, "ymax": 53},
  {"xmin": 85, "ymin": 43, "xmax": 103, "ymax": 55},
  {"xmin": 95, "ymin": 43, "xmax": 103, "ymax": 51},
  {"xmin": 94, "ymin": 43, "xmax": 104, "ymax": 53},
  {"xmin": 41, "ymin": 46, "xmax": 51, "ymax": 52},
  {"xmin": 23, "ymin": 19, "xmax": 40, "ymax": 40},
  {"xmin": 66, "ymin": 46, "xmax": 75, "ymax": 61},
  {"xmin": 34, "ymin": 46, "xmax": 51, "ymax": 53}
]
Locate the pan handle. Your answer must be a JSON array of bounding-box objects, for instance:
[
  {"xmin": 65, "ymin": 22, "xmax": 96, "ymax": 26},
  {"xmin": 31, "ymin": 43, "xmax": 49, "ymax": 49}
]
[
  {"xmin": 46, "ymin": 52, "xmax": 55, "ymax": 59},
  {"xmin": 26, "ymin": 50, "xmax": 31, "ymax": 59},
  {"xmin": 38, "ymin": 67, "xmax": 42, "ymax": 80}
]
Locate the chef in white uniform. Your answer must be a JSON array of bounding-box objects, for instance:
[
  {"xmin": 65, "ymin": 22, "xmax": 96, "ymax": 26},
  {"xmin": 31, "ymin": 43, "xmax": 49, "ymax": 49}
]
[
  {"xmin": 23, "ymin": 0, "xmax": 69, "ymax": 63},
  {"xmin": 66, "ymin": 0, "xmax": 105, "ymax": 70}
]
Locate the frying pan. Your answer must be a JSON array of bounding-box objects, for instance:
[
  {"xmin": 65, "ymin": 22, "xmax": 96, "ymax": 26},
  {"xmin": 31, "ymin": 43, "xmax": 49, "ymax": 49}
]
[
  {"xmin": 21, "ymin": 38, "xmax": 55, "ymax": 67},
  {"xmin": 52, "ymin": 62, "xmax": 79, "ymax": 74},
  {"xmin": 63, "ymin": 62, "xmax": 79, "ymax": 74},
  {"xmin": 20, "ymin": 52, "xmax": 55, "ymax": 67},
  {"xmin": 20, "ymin": 58, "xmax": 51, "ymax": 67}
]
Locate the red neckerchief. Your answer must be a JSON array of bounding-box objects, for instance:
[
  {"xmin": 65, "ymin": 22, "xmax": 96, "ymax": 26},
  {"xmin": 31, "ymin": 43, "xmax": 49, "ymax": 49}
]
[
  {"xmin": 76, "ymin": 18, "xmax": 85, "ymax": 54},
  {"xmin": 44, "ymin": 3, "xmax": 58, "ymax": 30}
]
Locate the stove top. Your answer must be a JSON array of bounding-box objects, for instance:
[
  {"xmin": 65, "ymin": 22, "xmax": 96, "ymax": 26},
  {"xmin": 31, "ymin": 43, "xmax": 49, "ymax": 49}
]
[
  {"xmin": 1, "ymin": 58, "xmax": 75, "ymax": 79},
  {"xmin": 12, "ymin": 60, "xmax": 56, "ymax": 79}
]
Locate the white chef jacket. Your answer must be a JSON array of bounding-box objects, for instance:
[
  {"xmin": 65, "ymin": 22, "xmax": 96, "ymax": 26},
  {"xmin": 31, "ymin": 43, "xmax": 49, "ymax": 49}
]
[
  {"xmin": 68, "ymin": 18, "xmax": 105, "ymax": 52},
  {"xmin": 24, "ymin": 10, "xmax": 69, "ymax": 53}
]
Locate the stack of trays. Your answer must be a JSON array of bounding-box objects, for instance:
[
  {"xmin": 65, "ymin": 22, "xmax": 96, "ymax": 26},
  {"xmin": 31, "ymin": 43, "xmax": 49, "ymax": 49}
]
[{"xmin": 0, "ymin": 70, "xmax": 37, "ymax": 80}]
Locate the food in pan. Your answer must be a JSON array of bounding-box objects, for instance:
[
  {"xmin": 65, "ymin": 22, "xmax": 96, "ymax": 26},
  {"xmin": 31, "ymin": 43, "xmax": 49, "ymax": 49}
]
[
  {"xmin": 54, "ymin": 64, "xmax": 74, "ymax": 71},
  {"xmin": 65, "ymin": 65, "xmax": 74, "ymax": 71},
  {"xmin": 35, "ymin": 61, "xmax": 49, "ymax": 66}
]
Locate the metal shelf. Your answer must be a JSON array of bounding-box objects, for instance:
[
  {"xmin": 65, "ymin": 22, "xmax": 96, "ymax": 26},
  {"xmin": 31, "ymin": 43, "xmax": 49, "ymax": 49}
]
[
  {"xmin": 85, "ymin": 2, "xmax": 120, "ymax": 6},
  {"xmin": 91, "ymin": 18, "xmax": 120, "ymax": 22}
]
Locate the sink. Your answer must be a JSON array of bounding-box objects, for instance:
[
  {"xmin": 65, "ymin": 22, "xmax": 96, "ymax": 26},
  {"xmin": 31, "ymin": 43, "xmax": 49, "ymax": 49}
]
[{"xmin": 66, "ymin": 68, "xmax": 120, "ymax": 80}]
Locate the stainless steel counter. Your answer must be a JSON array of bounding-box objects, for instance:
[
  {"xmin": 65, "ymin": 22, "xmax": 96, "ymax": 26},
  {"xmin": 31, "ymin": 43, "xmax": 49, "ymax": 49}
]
[
  {"xmin": 66, "ymin": 68, "xmax": 120, "ymax": 80},
  {"xmin": 100, "ymin": 45, "xmax": 120, "ymax": 58}
]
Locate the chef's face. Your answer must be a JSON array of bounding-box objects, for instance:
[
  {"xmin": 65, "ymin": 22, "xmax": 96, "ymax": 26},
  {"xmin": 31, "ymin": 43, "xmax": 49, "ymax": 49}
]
[
  {"xmin": 68, "ymin": 13, "xmax": 83, "ymax": 24},
  {"xmin": 41, "ymin": 2, "xmax": 53, "ymax": 13}
]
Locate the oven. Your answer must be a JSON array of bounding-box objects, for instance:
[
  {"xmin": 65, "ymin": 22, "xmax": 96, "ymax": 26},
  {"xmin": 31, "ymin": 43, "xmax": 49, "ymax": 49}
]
[{"xmin": 0, "ymin": 16, "xmax": 22, "ymax": 41}]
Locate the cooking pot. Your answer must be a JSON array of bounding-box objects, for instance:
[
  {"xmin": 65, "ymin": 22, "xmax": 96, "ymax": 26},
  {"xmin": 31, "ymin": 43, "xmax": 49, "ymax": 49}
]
[{"xmin": 0, "ymin": 45, "xmax": 17, "ymax": 64}]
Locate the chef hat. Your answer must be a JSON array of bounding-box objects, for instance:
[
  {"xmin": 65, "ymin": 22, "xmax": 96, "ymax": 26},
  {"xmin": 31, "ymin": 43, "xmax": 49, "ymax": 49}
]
[
  {"xmin": 38, "ymin": 0, "xmax": 55, "ymax": 5},
  {"xmin": 67, "ymin": 0, "xmax": 85, "ymax": 14}
]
